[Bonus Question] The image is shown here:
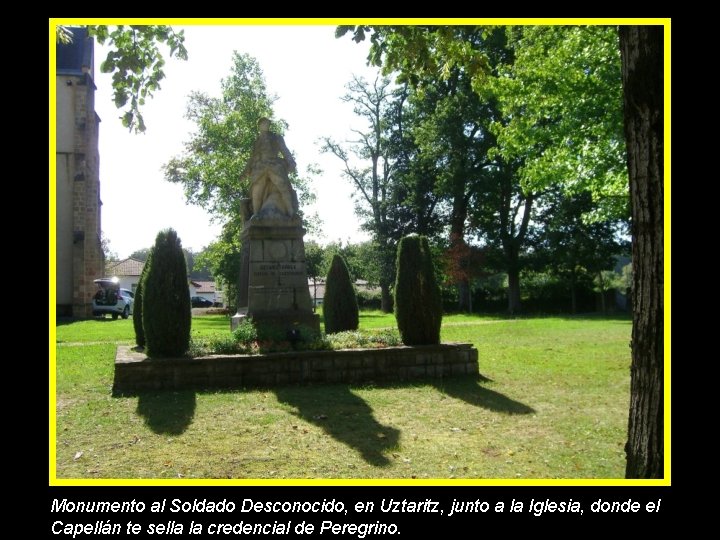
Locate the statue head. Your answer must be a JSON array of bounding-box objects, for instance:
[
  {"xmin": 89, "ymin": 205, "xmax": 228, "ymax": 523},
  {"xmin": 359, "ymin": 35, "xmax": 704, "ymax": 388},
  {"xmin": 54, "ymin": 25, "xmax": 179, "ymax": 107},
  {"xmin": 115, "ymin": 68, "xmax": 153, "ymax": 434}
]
[{"xmin": 258, "ymin": 117, "xmax": 271, "ymax": 132}]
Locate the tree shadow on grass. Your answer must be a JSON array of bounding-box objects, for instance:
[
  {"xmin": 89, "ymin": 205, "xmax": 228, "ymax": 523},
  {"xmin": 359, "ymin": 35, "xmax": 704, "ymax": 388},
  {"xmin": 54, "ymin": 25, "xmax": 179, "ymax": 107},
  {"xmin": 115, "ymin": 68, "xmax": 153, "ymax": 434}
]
[
  {"xmin": 136, "ymin": 391, "xmax": 196, "ymax": 435},
  {"xmin": 273, "ymin": 386, "xmax": 399, "ymax": 467},
  {"xmin": 555, "ymin": 313, "xmax": 632, "ymax": 323},
  {"xmin": 431, "ymin": 376, "xmax": 535, "ymax": 415}
]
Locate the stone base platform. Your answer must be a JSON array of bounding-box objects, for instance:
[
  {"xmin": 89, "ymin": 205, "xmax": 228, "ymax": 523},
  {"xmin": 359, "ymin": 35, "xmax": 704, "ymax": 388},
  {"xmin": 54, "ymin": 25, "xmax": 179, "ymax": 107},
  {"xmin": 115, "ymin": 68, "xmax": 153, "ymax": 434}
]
[{"xmin": 113, "ymin": 343, "xmax": 479, "ymax": 394}]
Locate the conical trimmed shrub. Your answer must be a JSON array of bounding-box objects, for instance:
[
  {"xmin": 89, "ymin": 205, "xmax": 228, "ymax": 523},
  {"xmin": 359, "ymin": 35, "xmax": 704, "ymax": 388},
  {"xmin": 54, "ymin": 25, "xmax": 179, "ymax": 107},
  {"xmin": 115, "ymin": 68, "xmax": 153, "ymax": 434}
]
[
  {"xmin": 323, "ymin": 254, "xmax": 359, "ymax": 334},
  {"xmin": 394, "ymin": 235, "xmax": 442, "ymax": 345},
  {"xmin": 142, "ymin": 229, "xmax": 191, "ymax": 357},
  {"xmin": 132, "ymin": 250, "xmax": 152, "ymax": 348}
]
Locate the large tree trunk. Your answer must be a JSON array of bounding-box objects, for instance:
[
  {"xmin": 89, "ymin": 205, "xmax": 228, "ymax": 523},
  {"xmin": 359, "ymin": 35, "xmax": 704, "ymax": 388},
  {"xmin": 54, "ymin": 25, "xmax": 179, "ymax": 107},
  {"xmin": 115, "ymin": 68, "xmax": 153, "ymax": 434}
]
[
  {"xmin": 312, "ymin": 278, "xmax": 317, "ymax": 313},
  {"xmin": 450, "ymin": 191, "xmax": 470, "ymax": 311},
  {"xmin": 502, "ymin": 190, "xmax": 532, "ymax": 317},
  {"xmin": 507, "ymin": 265, "xmax": 521, "ymax": 316},
  {"xmin": 377, "ymin": 240, "xmax": 394, "ymax": 313},
  {"xmin": 457, "ymin": 280, "xmax": 470, "ymax": 312},
  {"xmin": 380, "ymin": 281, "xmax": 392, "ymax": 313},
  {"xmin": 620, "ymin": 25, "xmax": 664, "ymax": 479}
]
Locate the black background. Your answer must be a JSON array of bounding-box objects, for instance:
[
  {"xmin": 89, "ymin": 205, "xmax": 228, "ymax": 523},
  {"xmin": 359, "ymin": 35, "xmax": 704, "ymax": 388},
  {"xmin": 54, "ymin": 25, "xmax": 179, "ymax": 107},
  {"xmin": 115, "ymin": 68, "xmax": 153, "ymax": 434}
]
[
  {"xmin": 46, "ymin": 16, "xmax": 678, "ymax": 537},
  {"xmin": 47, "ymin": 484, "xmax": 674, "ymax": 535}
]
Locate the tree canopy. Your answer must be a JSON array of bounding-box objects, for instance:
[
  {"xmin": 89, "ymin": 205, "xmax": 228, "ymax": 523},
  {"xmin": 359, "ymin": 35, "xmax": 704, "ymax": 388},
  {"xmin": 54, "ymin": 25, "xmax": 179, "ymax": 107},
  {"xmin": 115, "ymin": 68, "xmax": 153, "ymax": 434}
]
[
  {"xmin": 335, "ymin": 24, "xmax": 629, "ymax": 313},
  {"xmin": 337, "ymin": 25, "xmax": 627, "ymax": 218},
  {"xmin": 489, "ymin": 26, "xmax": 627, "ymax": 219}
]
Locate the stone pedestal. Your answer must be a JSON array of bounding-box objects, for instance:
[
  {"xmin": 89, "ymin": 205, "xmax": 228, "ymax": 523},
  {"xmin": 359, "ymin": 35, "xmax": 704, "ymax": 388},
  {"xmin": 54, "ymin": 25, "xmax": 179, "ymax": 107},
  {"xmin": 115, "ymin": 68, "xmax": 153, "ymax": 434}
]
[{"xmin": 232, "ymin": 215, "xmax": 320, "ymax": 336}]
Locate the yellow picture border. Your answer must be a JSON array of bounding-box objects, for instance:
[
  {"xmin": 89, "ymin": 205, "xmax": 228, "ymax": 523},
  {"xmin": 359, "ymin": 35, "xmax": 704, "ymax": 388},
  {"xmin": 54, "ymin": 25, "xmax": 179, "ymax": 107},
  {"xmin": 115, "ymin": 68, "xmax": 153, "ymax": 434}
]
[{"xmin": 49, "ymin": 17, "xmax": 671, "ymax": 487}]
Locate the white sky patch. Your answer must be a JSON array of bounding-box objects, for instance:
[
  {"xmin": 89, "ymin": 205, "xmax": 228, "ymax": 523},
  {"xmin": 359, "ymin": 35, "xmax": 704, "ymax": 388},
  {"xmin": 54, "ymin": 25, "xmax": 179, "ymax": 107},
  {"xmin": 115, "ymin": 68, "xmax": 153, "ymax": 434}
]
[{"xmin": 95, "ymin": 25, "xmax": 378, "ymax": 258}]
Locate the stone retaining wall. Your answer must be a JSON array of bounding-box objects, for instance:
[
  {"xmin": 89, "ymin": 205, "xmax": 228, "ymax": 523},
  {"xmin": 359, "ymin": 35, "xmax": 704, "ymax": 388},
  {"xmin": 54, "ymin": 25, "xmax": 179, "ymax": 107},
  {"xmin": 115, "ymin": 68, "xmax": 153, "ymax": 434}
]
[{"xmin": 113, "ymin": 343, "xmax": 478, "ymax": 394}]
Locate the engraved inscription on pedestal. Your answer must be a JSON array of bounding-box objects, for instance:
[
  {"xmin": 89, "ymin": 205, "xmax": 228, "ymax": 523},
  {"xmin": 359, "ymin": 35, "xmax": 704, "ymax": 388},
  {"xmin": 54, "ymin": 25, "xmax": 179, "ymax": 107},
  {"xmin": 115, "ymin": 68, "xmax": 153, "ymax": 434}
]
[{"xmin": 233, "ymin": 222, "xmax": 319, "ymax": 332}]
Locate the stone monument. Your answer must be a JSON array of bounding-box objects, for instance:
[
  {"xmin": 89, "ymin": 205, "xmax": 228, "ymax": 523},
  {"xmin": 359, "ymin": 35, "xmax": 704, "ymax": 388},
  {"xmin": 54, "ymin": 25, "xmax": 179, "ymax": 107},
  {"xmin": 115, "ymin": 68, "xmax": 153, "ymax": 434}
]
[{"xmin": 231, "ymin": 118, "xmax": 320, "ymax": 336}]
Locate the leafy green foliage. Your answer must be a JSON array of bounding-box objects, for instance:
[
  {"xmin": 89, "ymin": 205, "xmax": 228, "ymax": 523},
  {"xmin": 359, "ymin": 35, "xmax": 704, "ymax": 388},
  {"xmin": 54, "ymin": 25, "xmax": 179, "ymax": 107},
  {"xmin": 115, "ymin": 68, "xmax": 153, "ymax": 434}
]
[
  {"xmin": 593, "ymin": 270, "xmax": 624, "ymax": 294},
  {"xmin": 187, "ymin": 326, "xmax": 401, "ymax": 356},
  {"xmin": 305, "ymin": 240, "xmax": 326, "ymax": 309},
  {"xmin": 87, "ymin": 25, "xmax": 187, "ymax": 133},
  {"xmin": 56, "ymin": 24, "xmax": 187, "ymax": 132},
  {"xmin": 164, "ymin": 53, "xmax": 274, "ymax": 220},
  {"xmin": 321, "ymin": 240, "xmax": 387, "ymax": 289},
  {"xmin": 336, "ymin": 25, "xmax": 492, "ymax": 85},
  {"xmin": 189, "ymin": 334, "xmax": 240, "ymax": 356},
  {"xmin": 594, "ymin": 269, "xmax": 624, "ymax": 314},
  {"xmin": 194, "ymin": 221, "xmax": 242, "ymax": 312},
  {"xmin": 621, "ymin": 262, "xmax": 632, "ymax": 291},
  {"xmin": 531, "ymin": 190, "xmax": 628, "ymax": 312},
  {"xmin": 133, "ymin": 248, "xmax": 152, "ymax": 348},
  {"xmin": 324, "ymin": 328, "xmax": 401, "ymax": 349},
  {"xmin": 142, "ymin": 229, "xmax": 191, "ymax": 358},
  {"xmin": 254, "ymin": 323, "xmax": 290, "ymax": 345},
  {"xmin": 356, "ymin": 289, "xmax": 382, "ymax": 310},
  {"xmin": 128, "ymin": 248, "xmax": 152, "ymax": 262},
  {"xmin": 232, "ymin": 318, "xmax": 258, "ymax": 345},
  {"xmin": 323, "ymin": 255, "xmax": 359, "ymax": 334},
  {"xmin": 304, "ymin": 241, "xmax": 325, "ymax": 282},
  {"xmin": 132, "ymin": 278, "xmax": 145, "ymax": 347},
  {"xmin": 56, "ymin": 25, "xmax": 74, "ymax": 44},
  {"xmin": 394, "ymin": 235, "xmax": 442, "ymax": 345},
  {"xmin": 489, "ymin": 26, "xmax": 627, "ymax": 219}
]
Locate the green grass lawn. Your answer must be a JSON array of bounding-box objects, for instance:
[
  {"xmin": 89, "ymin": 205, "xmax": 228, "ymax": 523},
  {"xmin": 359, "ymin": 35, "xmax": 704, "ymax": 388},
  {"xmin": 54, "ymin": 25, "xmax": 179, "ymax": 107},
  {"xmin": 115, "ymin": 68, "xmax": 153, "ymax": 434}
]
[{"xmin": 54, "ymin": 312, "xmax": 631, "ymax": 480}]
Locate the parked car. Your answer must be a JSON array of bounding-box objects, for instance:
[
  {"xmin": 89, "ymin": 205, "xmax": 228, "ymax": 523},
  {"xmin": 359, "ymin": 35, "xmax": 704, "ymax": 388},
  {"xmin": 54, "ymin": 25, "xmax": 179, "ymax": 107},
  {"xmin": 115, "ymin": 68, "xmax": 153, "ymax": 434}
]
[
  {"xmin": 191, "ymin": 296, "xmax": 213, "ymax": 308},
  {"xmin": 93, "ymin": 278, "xmax": 134, "ymax": 319}
]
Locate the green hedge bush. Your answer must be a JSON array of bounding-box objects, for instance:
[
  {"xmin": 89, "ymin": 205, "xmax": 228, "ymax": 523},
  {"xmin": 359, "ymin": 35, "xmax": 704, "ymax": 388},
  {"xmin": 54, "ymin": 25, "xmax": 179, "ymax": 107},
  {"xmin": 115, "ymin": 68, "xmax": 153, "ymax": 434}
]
[
  {"xmin": 142, "ymin": 229, "xmax": 191, "ymax": 357},
  {"xmin": 323, "ymin": 254, "xmax": 359, "ymax": 334},
  {"xmin": 132, "ymin": 249, "xmax": 151, "ymax": 348},
  {"xmin": 394, "ymin": 235, "xmax": 442, "ymax": 345}
]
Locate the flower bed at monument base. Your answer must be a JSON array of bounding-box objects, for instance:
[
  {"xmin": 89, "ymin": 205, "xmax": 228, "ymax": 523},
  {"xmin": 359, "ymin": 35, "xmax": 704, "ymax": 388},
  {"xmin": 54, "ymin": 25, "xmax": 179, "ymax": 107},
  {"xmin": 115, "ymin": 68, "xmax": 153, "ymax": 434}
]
[{"xmin": 113, "ymin": 343, "xmax": 478, "ymax": 394}]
